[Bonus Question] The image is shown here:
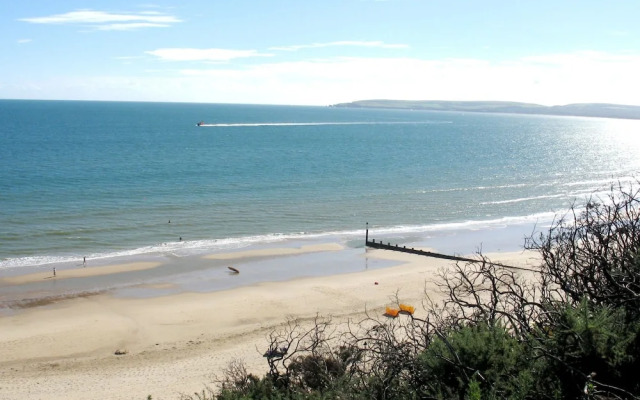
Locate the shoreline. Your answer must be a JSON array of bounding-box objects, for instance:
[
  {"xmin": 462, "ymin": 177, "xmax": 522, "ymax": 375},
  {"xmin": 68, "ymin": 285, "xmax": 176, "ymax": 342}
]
[
  {"xmin": 0, "ymin": 215, "xmax": 544, "ymax": 270},
  {"xmin": 0, "ymin": 243, "xmax": 539, "ymax": 400}
]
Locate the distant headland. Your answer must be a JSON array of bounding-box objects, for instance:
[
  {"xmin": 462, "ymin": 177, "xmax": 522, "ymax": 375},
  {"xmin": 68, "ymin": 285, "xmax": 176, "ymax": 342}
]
[{"xmin": 332, "ymin": 100, "xmax": 640, "ymax": 120}]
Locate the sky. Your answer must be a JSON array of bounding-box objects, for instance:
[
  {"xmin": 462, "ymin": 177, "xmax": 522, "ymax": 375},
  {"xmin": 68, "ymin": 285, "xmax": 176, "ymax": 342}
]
[{"xmin": 2, "ymin": 0, "xmax": 640, "ymax": 106}]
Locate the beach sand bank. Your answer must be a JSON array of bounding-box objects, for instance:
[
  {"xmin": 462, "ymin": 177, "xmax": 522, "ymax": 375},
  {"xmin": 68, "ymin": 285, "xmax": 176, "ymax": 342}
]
[
  {"xmin": 0, "ymin": 245, "xmax": 538, "ymax": 400},
  {"xmin": 204, "ymin": 243, "xmax": 345, "ymax": 260},
  {"xmin": 0, "ymin": 261, "xmax": 163, "ymax": 285}
]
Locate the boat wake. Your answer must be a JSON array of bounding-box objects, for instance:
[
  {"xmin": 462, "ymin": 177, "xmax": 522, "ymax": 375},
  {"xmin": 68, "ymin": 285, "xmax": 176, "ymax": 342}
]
[{"xmin": 196, "ymin": 121, "xmax": 451, "ymax": 127}]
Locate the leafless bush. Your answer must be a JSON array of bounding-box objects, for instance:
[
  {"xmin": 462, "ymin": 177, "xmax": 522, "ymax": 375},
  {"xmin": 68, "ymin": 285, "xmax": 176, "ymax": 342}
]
[{"xmin": 527, "ymin": 181, "xmax": 640, "ymax": 316}]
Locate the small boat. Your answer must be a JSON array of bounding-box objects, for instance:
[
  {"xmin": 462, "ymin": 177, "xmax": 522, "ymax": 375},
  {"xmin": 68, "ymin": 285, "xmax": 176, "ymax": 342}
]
[
  {"xmin": 196, "ymin": 121, "xmax": 205, "ymax": 126},
  {"xmin": 227, "ymin": 266, "xmax": 239, "ymax": 274}
]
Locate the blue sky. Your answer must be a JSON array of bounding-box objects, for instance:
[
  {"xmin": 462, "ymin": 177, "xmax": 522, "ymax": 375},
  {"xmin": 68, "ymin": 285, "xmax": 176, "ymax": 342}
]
[{"xmin": 2, "ymin": 0, "xmax": 640, "ymax": 105}]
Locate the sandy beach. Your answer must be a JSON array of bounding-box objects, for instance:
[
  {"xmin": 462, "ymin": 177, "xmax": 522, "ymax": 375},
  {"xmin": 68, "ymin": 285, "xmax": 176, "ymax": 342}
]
[{"xmin": 0, "ymin": 245, "xmax": 538, "ymax": 400}]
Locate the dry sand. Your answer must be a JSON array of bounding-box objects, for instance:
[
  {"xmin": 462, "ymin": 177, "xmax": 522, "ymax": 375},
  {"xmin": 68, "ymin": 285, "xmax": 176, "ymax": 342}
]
[{"xmin": 0, "ymin": 247, "xmax": 538, "ymax": 400}]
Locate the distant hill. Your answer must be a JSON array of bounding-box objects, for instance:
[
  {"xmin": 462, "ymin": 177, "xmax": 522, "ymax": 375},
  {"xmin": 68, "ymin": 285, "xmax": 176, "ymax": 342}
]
[{"xmin": 332, "ymin": 100, "xmax": 640, "ymax": 120}]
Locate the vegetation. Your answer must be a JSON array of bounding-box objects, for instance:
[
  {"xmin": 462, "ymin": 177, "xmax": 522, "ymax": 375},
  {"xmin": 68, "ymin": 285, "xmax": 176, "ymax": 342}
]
[{"xmin": 183, "ymin": 182, "xmax": 640, "ymax": 399}]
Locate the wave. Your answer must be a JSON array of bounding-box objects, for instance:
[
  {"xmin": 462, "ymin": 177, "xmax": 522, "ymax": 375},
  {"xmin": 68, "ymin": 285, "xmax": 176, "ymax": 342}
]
[
  {"xmin": 367, "ymin": 212, "xmax": 556, "ymax": 236},
  {"xmin": 562, "ymin": 175, "xmax": 638, "ymax": 189},
  {"xmin": 198, "ymin": 121, "xmax": 451, "ymax": 127},
  {"xmin": 480, "ymin": 193, "xmax": 567, "ymax": 205},
  {"xmin": 412, "ymin": 183, "xmax": 530, "ymax": 195},
  {"xmin": 413, "ymin": 176, "xmax": 638, "ymax": 198},
  {"xmin": 0, "ymin": 212, "xmax": 556, "ymax": 270},
  {"xmin": 480, "ymin": 186, "xmax": 632, "ymax": 206}
]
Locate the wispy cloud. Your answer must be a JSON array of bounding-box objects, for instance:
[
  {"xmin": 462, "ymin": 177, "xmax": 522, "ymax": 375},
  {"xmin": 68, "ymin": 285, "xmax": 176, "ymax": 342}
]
[
  {"xmin": 146, "ymin": 48, "xmax": 273, "ymax": 62},
  {"xmin": 269, "ymin": 41, "xmax": 409, "ymax": 51},
  {"xmin": 17, "ymin": 38, "xmax": 32, "ymax": 44},
  {"xmin": 19, "ymin": 9, "xmax": 181, "ymax": 31},
  {"xmin": 95, "ymin": 22, "xmax": 172, "ymax": 31}
]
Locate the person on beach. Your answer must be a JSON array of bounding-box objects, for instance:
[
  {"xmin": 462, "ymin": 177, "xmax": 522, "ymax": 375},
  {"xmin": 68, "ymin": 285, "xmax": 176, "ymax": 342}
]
[
  {"xmin": 53, "ymin": 267, "xmax": 56, "ymax": 277},
  {"xmin": 83, "ymin": 257, "xmax": 86, "ymax": 267}
]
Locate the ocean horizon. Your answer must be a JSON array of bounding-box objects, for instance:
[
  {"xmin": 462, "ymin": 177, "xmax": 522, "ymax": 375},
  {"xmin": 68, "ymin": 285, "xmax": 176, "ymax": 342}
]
[{"xmin": 2, "ymin": 99, "xmax": 640, "ymax": 271}]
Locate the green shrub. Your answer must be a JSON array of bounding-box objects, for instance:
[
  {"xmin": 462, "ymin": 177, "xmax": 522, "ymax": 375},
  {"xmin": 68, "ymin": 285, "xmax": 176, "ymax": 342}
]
[
  {"xmin": 540, "ymin": 299, "xmax": 640, "ymax": 397},
  {"xmin": 415, "ymin": 323, "xmax": 535, "ymax": 400}
]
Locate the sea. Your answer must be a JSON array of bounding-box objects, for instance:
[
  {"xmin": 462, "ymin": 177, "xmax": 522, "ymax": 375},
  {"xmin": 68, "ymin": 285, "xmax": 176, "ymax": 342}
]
[{"xmin": 2, "ymin": 99, "xmax": 640, "ymax": 272}]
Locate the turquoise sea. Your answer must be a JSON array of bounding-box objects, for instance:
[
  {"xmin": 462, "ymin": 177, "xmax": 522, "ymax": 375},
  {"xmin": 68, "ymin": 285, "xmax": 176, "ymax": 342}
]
[{"xmin": 2, "ymin": 99, "xmax": 640, "ymax": 270}]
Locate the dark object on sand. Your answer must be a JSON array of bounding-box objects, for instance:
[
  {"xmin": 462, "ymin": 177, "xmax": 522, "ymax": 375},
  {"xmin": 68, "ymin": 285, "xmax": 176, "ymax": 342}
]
[
  {"xmin": 264, "ymin": 346, "xmax": 288, "ymax": 358},
  {"xmin": 227, "ymin": 266, "xmax": 240, "ymax": 274}
]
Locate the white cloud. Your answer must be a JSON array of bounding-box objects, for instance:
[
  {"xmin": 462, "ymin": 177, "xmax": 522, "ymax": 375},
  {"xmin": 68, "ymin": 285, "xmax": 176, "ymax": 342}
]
[
  {"xmin": 7, "ymin": 51, "xmax": 640, "ymax": 106},
  {"xmin": 17, "ymin": 38, "xmax": 32, "ymax": 44},
  {"xmin": 270, "ymin": 41, "xmax": 409, "ymax": 51},
  {"xmin": 167, "ymin": 51, "xmax": 640, "ymax": 106},
  {"xmin": 522, "ymin": 50, "xmax": 637, "ymax": 65},
  {"xmin": 146, "ymin": 48, "xmax": 273, "ymax": 62},
  {"xmin": 19, "ymin": 10, "xmax": 180, "ymax": 30}
]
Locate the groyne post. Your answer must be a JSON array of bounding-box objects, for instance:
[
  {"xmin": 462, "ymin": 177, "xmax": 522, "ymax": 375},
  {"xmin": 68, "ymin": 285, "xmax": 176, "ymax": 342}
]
[{"xmin": 365, "ymin": 222, "xmax": 369, "ymax": 244}]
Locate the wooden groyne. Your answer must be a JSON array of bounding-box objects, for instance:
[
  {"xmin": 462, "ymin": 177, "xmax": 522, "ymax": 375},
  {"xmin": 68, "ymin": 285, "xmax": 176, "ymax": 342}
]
[{"xmin": 365, "ymin": 224, "xmax": 528, "ymax": 271}]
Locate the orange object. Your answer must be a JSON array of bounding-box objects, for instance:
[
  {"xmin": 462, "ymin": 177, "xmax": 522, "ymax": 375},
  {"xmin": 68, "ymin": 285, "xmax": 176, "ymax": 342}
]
[
  {"xmin": 399, "ymin": 304, "xmax": 415, "ymax": 315},
  {"xmin": 385, "ymin": 306, "xmax": 400, "ymax": 317}
]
